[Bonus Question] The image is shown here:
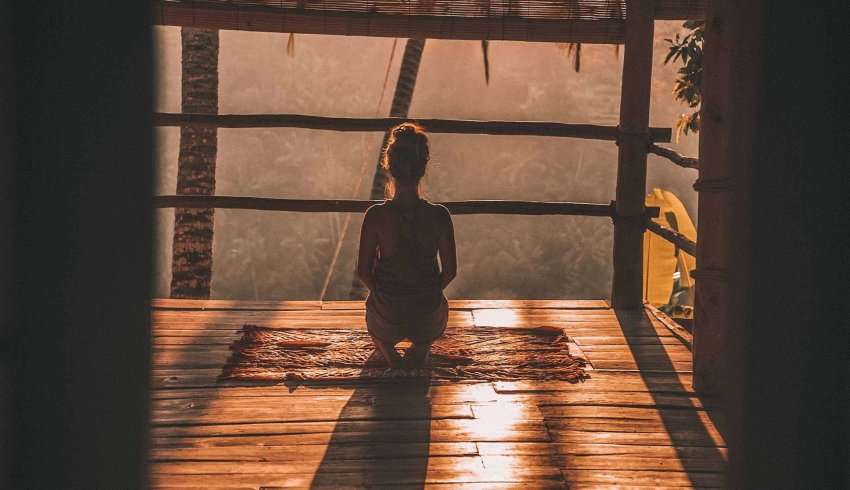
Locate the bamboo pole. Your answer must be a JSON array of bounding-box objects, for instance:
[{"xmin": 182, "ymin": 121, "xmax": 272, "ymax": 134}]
[
  {"xmin": 644, "ymin": 219, "xmax": 697, "ymax": 257},
  {"xmin": 153, "ymin": 195, "xmax": 629, "ymax": 217},
  {"xmin": 612, "ymin": 0, "xmax": 655, "ymax": 309},
  {"xmin": 153, "ymin": 112, "xmax": 673, "ymax": 143},
  {"xmin": 648, "ymin": 143, "xmax": 699, "ymax": 169}
]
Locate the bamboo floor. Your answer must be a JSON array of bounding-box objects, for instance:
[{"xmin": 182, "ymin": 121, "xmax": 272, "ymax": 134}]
[{"xmin": 149, "ymin": 299, "xmax": 726, "ymax": 489}]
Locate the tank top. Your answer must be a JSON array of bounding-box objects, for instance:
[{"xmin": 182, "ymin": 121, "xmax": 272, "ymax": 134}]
[{"xmin": 369, "ymin": 199, "xmax": 444, "ymax": 323}]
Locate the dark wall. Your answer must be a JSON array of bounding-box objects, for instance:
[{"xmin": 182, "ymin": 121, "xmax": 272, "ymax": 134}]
[
  {"xmin": 0, "ymin": 2, "xmax": 14, "ymax": 488},
  {"xmin": 723, "ymin": 1, "xmax": 849, "ymax": 488},
  {"xmin": 3, "ymin": 3, "xmax": 153, "ymax": 489}
]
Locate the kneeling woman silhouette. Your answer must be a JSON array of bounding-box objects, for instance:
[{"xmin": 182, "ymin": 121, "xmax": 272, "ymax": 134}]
[{"xmin": 356, "ymin": 122, "xmax": 457, "ymax": 369}]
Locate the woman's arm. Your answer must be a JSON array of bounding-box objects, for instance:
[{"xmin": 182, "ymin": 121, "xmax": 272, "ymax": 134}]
[
  {"xmin": 356, "ymin": 208, "xmax": 379, "ymax": 292},
  {"xmin": 436, "ymin": 206, "xmax": 457, "ymax": 289}
]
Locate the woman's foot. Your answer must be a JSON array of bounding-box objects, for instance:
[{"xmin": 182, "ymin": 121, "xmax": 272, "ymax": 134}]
[
  {"xmin": 370, "ymin": 335, "xmax": 403, "ymax": 368},
  {"xmin": 403, "ymin": 343, "xmax": 431, "ymax": 369}
]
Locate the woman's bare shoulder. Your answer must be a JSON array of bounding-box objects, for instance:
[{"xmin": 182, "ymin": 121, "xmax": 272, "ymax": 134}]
[
  {"xmin": 363, "ymin": 201, "xmax": 391, "ymax": 224},
  {"xmin": 428, "ymin": 200, "xmax": 451, "ymax": 213},
  {"xmin": 421, "ymin": 200, "xmax": 452, "ymax": 225}
]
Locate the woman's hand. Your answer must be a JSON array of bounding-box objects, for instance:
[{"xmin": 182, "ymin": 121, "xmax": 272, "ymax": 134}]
[{"xmin": 437, "ymin": 206, "xmax": 457, "ymax": 289}]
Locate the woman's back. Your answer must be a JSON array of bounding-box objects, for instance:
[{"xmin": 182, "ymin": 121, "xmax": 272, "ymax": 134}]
[{"xmin": 369, "ymin": 198, "xmax": 446, "ymax": 303}]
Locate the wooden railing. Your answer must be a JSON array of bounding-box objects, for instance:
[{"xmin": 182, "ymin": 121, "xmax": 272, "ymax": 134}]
[
  {"xmin": 153, "ymin": 113, "xmax": 673, "ymax": 143},
  {"xmin": 644, "ymin": 218, "xmax": 697, "ymax": 256},
  {"xmin": 648, "ymin": 143, "xmax": 699, "ymax": 169},
  {"xmin": 153, "ymin": 110, "xmax": 673, "ymax": 308},
  {"xmin": 643, "ymin": 143, "xmax": 699, "ymax": 255},
  {"xmin": 155, "ymin": 195, "xmax": 661, "ymax": 219}
]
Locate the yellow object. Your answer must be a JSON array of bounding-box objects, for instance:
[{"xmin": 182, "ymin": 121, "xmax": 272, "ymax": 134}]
[{"xmin": 642, "ymin": 188, "xmax": 698, "ymax": 306}]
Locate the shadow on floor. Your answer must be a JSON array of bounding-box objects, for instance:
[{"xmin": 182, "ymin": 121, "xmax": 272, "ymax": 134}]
[
  {"xmin": 614, "ymin": 308, "xmax": 728, "ymax": 486},
  {"xmin": 309, "ymin": 373, "xmax": 433, "ymax": 489}
]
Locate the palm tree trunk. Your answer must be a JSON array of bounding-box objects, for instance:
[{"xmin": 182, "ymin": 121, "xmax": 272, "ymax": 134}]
[
  {"xmin": 170, "ymin": 28, "xmax": 219, "ymax": 299},
  {"xmin": 349, "ymin": 38, "xmax": 426, "ymax": 299}
]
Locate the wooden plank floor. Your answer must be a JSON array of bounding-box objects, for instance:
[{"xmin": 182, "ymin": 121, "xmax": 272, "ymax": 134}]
[{"xmin": 149, "ymin": 299, "xmax": 726, "ymax": 489}]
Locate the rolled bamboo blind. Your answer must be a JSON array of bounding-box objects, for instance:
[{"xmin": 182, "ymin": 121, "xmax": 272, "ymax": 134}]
[{"xmin": 154, "ymin": 0, "xmax": 704, "ymax": 43}]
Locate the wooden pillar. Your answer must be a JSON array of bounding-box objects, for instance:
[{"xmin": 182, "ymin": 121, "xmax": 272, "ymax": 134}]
[
  {"xmin": 611, "ymin": 0, "xmax": 654, "ymax": 309},
  {"xmin": 711, "ymin": 1, "xmax": 849, "ymax": 487},
  {"xmin": 6, "ymin": 3, "xmax": 153, "ymax": 488},
  {"xmin": 691, "ymin": 3, "xmax": 741, "ymax": 396}
]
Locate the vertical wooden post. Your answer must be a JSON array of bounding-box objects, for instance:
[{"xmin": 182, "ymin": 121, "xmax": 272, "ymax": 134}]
[
  {"xmin": 692, "ymin": 3, "xmax": 736, "ymax": 396},
  {"xmin": 700, "ymin": 2, "xmax": 850, "ymax": 487},
  {"xmin": 612, "ymin": 0, "xmax": 655, "ymax": 309}
]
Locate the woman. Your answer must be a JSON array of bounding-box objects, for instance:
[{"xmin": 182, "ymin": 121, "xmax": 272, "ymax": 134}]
[{"xmin": 356, "ymin": 122, "xmax": 457, "ymax": 369}]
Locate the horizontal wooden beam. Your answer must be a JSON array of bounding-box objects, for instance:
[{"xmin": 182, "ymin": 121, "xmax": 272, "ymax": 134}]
[
  {"xmin": 648, "ymin": 144, "xmax": 699, "ymax": 169},
  {"xmin": 153, "ymin": 1, "xmax": 627, "ymax": 44},
  {"xmin": 645, "ymin": 218, "xmax": 697, "ymax": 256},
  {"xmin": 156, "ymin": 195, "xmax": 661, "ymax": 218},
  {"xmin": 152, "ymin": 1, "xmax": 704, "ymax": 43},
  {"xmin": 154, "ymin": 195, "xmax": 620, "ymax": 217},
  {"xmin": 654, "ymin": 0, "xmax": 706, "ymax": 21},
  {"xmin": 153, "ymin": 113, "xmax": 673, "ymax": 143}
]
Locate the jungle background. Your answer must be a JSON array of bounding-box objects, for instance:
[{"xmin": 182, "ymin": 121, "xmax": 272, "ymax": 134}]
[{"xmin": 153, "ymin": 21, "xmax": 699, "ymax": 300}]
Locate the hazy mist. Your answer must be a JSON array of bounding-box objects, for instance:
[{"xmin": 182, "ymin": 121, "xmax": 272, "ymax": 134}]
[{"xmin": 153, "ymin": 22, "xmax": 699, "ymax": 300}]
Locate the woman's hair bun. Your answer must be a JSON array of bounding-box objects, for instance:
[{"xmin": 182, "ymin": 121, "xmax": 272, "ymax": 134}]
[
  {"xmin": 382, "ymin": 122, "xmax": 430, "ymax": 190},
  {"xmin": 392, "ymin": 124, "xmax": 418, "ymax": 142}
]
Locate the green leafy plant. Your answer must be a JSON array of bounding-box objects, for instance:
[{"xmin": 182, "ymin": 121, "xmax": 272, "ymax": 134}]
[{"xmin": 664, "ymin": 20, "xmax": 703, "ymax": 140}]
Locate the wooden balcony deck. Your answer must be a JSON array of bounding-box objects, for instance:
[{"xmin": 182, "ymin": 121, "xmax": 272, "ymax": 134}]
[{"xmin": 149, "ymin": 299, "xmax": 726, "ymax": 489}]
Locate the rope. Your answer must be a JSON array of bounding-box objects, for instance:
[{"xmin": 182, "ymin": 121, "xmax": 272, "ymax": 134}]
[{"xmin": 318, "ymin": 39, "xmax": 399, "ymax": 301}]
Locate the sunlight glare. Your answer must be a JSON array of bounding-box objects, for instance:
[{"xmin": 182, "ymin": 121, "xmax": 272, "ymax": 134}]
[{"xmin": 474, "ymin": 308, "xmax": 520, "ymax": 327}]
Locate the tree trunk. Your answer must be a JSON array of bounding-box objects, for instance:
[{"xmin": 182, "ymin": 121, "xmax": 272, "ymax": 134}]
[
  {"xmin": 170, "ymin": 28, "xmax": 219, "ymax": 299},
  {"xmin": 349, "ymin": 38, "xmax": 426, "ymax": 299}
]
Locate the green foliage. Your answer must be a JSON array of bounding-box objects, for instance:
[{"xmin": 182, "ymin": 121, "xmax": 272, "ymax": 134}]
[{"xmin": 664, "ymin": 20, "xmax": 703, "ymax": 139}]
